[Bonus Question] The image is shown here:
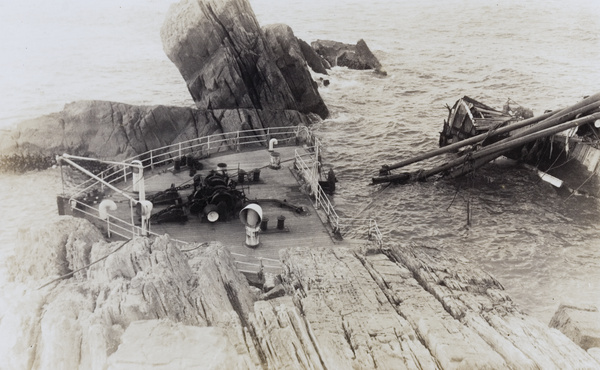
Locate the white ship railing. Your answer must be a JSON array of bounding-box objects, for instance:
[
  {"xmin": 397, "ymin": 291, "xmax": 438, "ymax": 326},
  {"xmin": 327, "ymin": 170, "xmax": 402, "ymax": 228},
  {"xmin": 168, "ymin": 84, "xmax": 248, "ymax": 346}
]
[
  {"xmin": 59, "ymin": 125, "xmax": 313, "ymax": 274},
  {"xmin": 59, "ymin": 124, "xmax": 383, "ymax": 274},
  {"xmin": 293, "ymin": 140, "xmax": 383, "ymax": 248},
  {"xmin": 64, "ymin": 125, "xmax": 312, "ymax": 197}
]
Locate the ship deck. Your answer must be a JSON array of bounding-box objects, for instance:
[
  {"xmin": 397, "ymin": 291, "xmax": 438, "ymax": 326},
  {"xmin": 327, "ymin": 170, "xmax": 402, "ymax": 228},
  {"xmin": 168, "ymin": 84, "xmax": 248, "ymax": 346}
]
[{"xmin": 96, "ymin": 146, "xmax": 346, "ymax": 275}]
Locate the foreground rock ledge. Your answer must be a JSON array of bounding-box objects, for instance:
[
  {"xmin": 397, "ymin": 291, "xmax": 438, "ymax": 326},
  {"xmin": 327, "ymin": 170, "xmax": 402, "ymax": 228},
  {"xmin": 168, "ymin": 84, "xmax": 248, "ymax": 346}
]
[{"xmin": 1, "ymin": 217, "xmax": 598, "ymax": 369}]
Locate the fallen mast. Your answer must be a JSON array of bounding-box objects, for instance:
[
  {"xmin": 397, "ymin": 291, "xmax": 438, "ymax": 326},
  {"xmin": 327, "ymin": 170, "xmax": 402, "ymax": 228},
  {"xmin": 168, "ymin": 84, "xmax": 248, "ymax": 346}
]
[{"xmin": 373, "ymin": 93, "xmax": 600, "ymax": 184}]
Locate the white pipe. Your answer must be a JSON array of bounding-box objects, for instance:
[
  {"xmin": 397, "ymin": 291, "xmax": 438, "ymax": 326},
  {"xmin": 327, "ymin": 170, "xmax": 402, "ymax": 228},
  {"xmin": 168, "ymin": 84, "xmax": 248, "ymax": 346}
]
[
  {"xmin": 268, "ymin": 138, "xmax": 278, "ymax": 152},
  {"xmin": 62, "ymin": 153, "xmax": 142, "ymax": 168}
]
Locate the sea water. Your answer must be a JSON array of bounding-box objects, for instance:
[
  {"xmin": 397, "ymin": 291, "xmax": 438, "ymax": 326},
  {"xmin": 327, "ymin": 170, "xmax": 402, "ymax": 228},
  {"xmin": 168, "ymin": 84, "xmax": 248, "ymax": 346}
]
[{"xmin": 0, "ymin": 0, "xmax": 599, "ymax": 323}]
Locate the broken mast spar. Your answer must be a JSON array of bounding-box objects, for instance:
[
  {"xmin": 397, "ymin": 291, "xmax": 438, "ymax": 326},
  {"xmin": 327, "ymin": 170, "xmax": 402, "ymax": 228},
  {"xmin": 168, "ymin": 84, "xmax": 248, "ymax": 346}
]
[{"xmin": 373, "ymin": 93, "xmax": 600, "ymax": 185}]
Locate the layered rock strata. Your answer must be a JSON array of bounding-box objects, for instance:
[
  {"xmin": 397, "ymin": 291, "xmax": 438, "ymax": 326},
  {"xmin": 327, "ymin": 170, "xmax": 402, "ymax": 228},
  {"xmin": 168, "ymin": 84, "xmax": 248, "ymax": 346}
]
[
  {"xmin": 262, "ymin": 24, "xmax": 329, "ymax": 118},
  {"xmin": 2, "ymin": 217, "xmax": 598, "ymax": 369},
  {"xmin": 0, "ymin": 100, "xmax": 311, "ymax": 159},
  {"xmin": 1, "ymin": 0, "xmax": 331, "ymax": 161},
  {"xmin": 160, "ymin": 0, "xmax": 328, "ymax": 119},
  {"xmin": 550, "ymin": 304, "xmax": 600, "ymax": 351}
]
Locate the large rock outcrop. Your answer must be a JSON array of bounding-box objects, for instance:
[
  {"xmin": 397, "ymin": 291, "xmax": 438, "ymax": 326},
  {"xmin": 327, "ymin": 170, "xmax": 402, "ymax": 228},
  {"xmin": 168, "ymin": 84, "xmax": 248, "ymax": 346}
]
[
  {"xmin": 2, "ymin": 217, "xmax": 598, "ymax": 369},
  {"xmin": 312, "ymin": 39, "xmax": 385, "ymax": 75},
  {"xmin": 262, "ymin": 24, "xmax": 328, "ymax": 118},
  {"xmin": 160, "ymin": 0, "xmax": 328, "ymax": 119},
  {"xmin": 0, "ymin": 100, "xmax": 312, "ymax": 159}
]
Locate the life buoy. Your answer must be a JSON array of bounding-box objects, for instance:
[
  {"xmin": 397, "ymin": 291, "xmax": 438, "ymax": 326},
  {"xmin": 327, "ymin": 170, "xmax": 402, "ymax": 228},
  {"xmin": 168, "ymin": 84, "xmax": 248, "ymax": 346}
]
[
  {"xmin": 135, "ymin": 200, "xmax": 153, "ymax": 217},
  {"xmin": 98, "ymin": 199, "xmax": 117, "ymax": 220}
]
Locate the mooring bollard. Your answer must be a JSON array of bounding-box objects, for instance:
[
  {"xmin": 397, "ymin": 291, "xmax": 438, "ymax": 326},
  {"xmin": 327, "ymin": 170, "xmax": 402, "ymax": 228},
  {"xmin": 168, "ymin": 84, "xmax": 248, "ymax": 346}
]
[
  {"xmin": 260, "ymin": 217, "xmax": 269, "ymax": 231},
  {"xmin": 277, "ymin": 215, "xmax": 286, "ymax": 230}
]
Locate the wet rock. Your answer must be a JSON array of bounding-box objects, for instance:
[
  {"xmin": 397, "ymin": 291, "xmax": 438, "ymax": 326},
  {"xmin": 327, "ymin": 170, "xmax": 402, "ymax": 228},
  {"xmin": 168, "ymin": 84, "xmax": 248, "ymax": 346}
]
[
  {"xmin": 161, "ymin": 0, "xmax": 295, "ymax": 112},
  {"xmin": 161, "ymin": 0, "xmax": 327, "ymax": 119},
  {"xmin": 263, "ymin": 24, "xmax": 328, "ymax": 118},
  {"xmin": 550, "ymin": 304, "xmax": 600, "ymax": 350},
  {"xmin": 297, "ymin": 37, "xmax": 329, "ymax": 75},
  {"xmin": 0, "ymin": 100, "xmax": 312, "ymax": 159},
  {"xmin": 312, "ymin": 39, "xmax": 385, "ymax": 75}
]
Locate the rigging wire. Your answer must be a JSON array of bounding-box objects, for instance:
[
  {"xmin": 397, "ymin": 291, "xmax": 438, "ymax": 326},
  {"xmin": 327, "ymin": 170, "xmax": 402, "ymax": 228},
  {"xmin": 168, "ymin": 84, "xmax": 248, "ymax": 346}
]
[{"xmin": 38, "ymin": 238, "xmax": 132, "ymax": 290}]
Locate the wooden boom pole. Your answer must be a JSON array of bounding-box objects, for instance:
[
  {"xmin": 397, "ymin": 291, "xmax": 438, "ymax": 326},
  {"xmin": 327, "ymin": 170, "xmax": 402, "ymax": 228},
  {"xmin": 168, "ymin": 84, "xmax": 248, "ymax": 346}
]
[
  {"xmin": 379, "ymin": 111, "xmax": 552, "ymax": 173},
  {"xmin": 379, "ymin": 92, "xmax": 600, "ymax": 174},
  {"xmin": 372, "ymin": 112, "xmax": 600, "ymax": 184}
]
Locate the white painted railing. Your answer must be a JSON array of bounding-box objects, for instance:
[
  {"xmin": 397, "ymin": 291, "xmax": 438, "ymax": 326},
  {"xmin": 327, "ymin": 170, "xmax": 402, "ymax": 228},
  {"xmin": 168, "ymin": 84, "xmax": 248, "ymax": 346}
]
[
  {"xmin": 65, "ymin": 125, "xmax": 311, "ymax": 198},
  {"xmin": 293, "ymin": 142, "xmax": 383, "ymax": 248},
  {"xmin": 59, "ymin": 125, "xmax": 315, "ymax": 275},
  {"xmin": 60, "ymin": 124, "xmax": 383, "ymax": 275}
]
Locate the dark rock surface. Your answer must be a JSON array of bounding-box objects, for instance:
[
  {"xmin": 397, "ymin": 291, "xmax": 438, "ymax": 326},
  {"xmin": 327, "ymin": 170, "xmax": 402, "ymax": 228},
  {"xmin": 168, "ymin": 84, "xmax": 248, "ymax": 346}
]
[
  {"xmin": 160, "ymin": 0, "xmax": 327, "ymax": 118},
  {"xmin": 0, "ymin": 100, "xmax": 311, "ymax": 159},
  {"xmin": 312, "ymin": 38, "xmax": 385, "ymax": 75},
  {"xmin": 262, "ymin": 24, "xmax": 328, "ymax": 119},
  {"xmin": 297, "ymin": 38, "xmax": 329, "ymax": 75}
]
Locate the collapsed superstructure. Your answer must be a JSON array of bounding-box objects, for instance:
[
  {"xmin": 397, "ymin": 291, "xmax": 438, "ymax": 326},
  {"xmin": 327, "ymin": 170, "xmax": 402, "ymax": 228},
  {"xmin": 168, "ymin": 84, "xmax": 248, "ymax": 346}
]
[{"xmin": 373, "ymin": 93, "xmax": 600, "ymax": 190}]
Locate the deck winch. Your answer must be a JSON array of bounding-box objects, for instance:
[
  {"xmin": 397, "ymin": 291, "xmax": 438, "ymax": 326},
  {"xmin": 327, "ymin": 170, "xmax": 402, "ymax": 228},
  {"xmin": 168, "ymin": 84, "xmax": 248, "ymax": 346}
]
[{"xmin": 150, "ymin": 169, "xmax": 245, "ymax": 224}]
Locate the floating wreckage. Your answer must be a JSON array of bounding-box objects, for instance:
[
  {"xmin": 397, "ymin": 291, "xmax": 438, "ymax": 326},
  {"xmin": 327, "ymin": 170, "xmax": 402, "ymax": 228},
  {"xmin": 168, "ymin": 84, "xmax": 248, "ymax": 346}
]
[{"xmin": 373, "ymin": 93, "xmax": 600, "ymax": 189}]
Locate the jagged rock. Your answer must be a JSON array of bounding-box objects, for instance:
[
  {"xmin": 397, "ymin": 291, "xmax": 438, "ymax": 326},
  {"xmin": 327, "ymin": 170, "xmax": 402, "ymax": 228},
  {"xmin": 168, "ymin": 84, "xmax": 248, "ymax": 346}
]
[
  {"xmin": 4, "ymin": 218, "xmax": 598, "ymax": 369},
  {"xmin": 550, "ymin": 304, "xmax": 600, "ymax": 350},
  {"xmin": 276, "ymin": 247, "xmax": 439, "ymax": 369},
  {"xmin": 384, "ymin": 244, "xmax": 598, "ymax": 369},
  {"xmin": 263, "ymin": 24, "xmax": 329, "ymax": 119},
  {"xmin": 0, "ymin": 100, "xmax": 312, "ymax": 159},
  {"xmin": 1, "ymin": 219, "xmax": 261, "ymax": 369},
  {"xmin": 7, "ymin": 216, "xmax": 103, "ymax": 283},
  {"xmin": 297, "ymin": 37, "xmax": 329, "ymax": 75},
  {"xmin": 106, "ymin": 320, "xmax": 247, "ymax": 369},
  {"xmin": 312, "ymin": 39, "xmax": 385, "ymax": 75},
  {"xmin": 160, "ymin": 0, "xmax": 328, "ymax": 119}
]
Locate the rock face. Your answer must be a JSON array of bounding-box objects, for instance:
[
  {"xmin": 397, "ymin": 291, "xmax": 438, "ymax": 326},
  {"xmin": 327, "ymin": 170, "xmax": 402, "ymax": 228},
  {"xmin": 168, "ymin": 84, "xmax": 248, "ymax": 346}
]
[
  {"xmin": 0, "ymin": 100, "xmax": 312, "ymax": 159},
  {"xmin": 1, "ymin": 0, "xmax": 331, "ymax": 161},
  {"xmin": 262, "ymin": 24, "xmax": 329, "ymax": 119},
  {"xmin": 160, "ymin": 0, "xmax": 328, "ymax": 119},
  {"xmin": 312, "ymin": 38, "xmax": 385, "ymax": 75},
  {"xmin": 3, "ymin": 217, "xmax": 598, "ymax": 369},
  {"xmin": 550, "ymin": 304, "xmax": 600, "ymax": 351},
  {"xmin": 297, "ymin": 38, "xmax": 329, "ymax": 75},
  {"xmin": 1, "ymin": 217, "xmax": 259, "ymax": 369}
]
